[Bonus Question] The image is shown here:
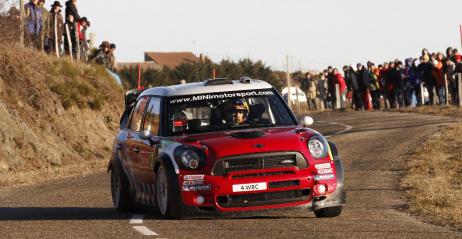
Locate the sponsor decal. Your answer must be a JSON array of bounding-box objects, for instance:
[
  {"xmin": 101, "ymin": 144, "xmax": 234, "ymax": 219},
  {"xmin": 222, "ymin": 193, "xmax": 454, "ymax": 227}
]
[
  {"xmin": 182, "ymin": 180, "xmax": 205, "ymax": 186},
  {"xmin": 184, "ymin": 174, "xmax": 205, "ymax": 181},
  {"xmin": 315, "ymin": 174, "xmax": 335, "ymax": 181},
  {"xmin": 168, "ymin": 90, "xmax": 275, "ymax": 105},
  {"xmin": 182, "ymin": 185, "xmax": 212, "ymax": 192},
  {"xmin": 318, "ymin": 168, "xmax": 334, "ymax": 174},
  {"xmin": 315, "ymin": 163, "xmax": 332, "ymax": 170}
]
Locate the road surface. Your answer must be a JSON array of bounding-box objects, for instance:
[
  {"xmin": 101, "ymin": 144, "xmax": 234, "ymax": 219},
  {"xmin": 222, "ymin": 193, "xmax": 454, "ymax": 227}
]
[{"xmin": 0, "ymin": 111, "xmax": 460, "ymax": 239}]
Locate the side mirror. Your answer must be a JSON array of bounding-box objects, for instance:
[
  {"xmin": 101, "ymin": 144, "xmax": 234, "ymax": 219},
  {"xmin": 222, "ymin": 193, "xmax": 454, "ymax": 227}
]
[
  {"xmin": 140, "ymin": 130, "xmax": 152, "ymax": 140},
  {"xmin": 140, "ymin": 130, "xmax": 161, "ymax": 145},
  {"xmin": 302, "ymin": 116, "xmax": 314, "ymax": 127}
]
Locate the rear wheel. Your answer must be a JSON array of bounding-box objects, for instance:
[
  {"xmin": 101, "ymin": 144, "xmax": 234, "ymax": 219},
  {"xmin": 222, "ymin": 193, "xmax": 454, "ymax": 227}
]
[
  {"xmin": 110, "ymin": 161, "xmax": 135, "ymax": 211},
  {"xmin": 156, "ymin": 163, "xmax": 183, "ymax": 219},
  {"xmin": 314, "ymin": 206, "xmax": 343, "ymax": 218}
]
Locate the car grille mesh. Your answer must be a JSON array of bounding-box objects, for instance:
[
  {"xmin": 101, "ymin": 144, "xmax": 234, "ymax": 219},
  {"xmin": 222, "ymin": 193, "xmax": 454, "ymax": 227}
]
[
  {"xmin": 212, "ymin": 152, "xmax": 307, "ymax": 176},
  {"xmin": 217, "ymin": 189, "xmax": 310, "ymax": 208}
]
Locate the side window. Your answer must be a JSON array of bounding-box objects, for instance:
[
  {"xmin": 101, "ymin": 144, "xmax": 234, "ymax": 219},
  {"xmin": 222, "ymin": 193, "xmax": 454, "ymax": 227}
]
[
  {"xmin": 143, "ymin": 97, "xmax": 161, "ymax": 135},
  {"xmin": 129, "ymin": 97, "xmax": 149, "ymax": 132}
]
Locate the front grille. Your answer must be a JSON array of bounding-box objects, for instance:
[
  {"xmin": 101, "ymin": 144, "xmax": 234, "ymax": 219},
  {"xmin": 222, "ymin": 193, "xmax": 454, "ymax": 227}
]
[
  {"xmin": 217, "ymin": 189, "xmax": 310, "ymax": 208},
  {"xmin": 232, "ymin": 170, "xmax": 295, "ymax": 179},
  {"xmin": 212, "ymin": 152, "xmax": 308, "ymax": 176},
  {"xmin": 269, "ymin": 180, "xmax": 300, "ymax": 188}
]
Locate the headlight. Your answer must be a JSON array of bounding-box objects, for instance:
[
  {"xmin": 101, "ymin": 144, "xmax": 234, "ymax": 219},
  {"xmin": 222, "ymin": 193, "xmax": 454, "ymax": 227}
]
[
  {"xmin": 308, "ymin": 135, "xmax": 328, "ymax": 159},
  {"xmin": 181, "ymin": 150, "xmax": 200, "ymax": 169},
  {"xmin": 174, "ymin": 145, "xmax": 205, "ymax": 170}
]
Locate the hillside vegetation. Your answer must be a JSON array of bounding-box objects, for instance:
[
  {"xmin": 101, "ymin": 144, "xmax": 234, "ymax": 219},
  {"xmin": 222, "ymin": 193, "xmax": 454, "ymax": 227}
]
[{"xmin": 0, "ymin": 44, "xmax": 124, "ymax": 187}]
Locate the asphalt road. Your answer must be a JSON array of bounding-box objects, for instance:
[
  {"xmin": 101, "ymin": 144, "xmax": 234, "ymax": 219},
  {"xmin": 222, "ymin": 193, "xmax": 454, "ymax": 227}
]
[{"xmin": 0, "ymin": 111, "xmax": 461, "ymax": 239}]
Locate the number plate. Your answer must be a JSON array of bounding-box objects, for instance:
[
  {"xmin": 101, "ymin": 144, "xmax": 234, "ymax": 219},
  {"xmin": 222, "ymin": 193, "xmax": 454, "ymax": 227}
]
[{"xmin": 232, "ymin": 183, "xmax": 267, "ymax": 192}]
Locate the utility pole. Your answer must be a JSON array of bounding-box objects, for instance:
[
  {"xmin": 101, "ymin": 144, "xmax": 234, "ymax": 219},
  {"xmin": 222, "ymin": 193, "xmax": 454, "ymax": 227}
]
[
  {"xmin": 286, "ymin": 55, "xmax": 292, "ymax": 110},
  {"xmin": 19, "ymin": 0, "xmax": 24, "ymax": 47}
]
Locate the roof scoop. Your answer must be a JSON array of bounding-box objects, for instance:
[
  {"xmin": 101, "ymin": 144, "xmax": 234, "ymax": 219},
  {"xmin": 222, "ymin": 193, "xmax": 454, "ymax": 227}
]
[{"xmin": 230, "ymin": 130, "xmax": 265, "ymax": 139}]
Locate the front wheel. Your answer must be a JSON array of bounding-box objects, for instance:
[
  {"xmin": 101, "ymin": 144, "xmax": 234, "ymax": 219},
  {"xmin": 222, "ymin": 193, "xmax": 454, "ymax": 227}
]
[
  {"xmin": 156, "ymin": 163, "xmax": 183, "ymax": 219},
  {"xmin": 314, "ymin": 206, "xmax": 343, "ymax": 218}
]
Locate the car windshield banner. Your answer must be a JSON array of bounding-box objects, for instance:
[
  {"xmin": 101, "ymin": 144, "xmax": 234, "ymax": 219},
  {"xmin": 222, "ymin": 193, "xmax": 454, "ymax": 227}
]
[{"xmin": 167, "ymin": 89, "xmax": 275, "ymax": 105}]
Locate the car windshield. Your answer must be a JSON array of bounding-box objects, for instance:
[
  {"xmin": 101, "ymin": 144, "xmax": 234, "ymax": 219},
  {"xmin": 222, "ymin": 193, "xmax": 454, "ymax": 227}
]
[{"xmin": 164, "ymin": 89, "xmax": 296, "ymax": 136}]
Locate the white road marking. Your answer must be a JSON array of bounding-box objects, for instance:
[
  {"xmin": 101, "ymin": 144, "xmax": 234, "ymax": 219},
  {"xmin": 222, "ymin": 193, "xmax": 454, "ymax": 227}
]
[
  {"xmin": 317, "ymin": 121, "xmax": 353, "ymax": 138},
  {"xmin": 129, "ymin": 214, "xmax": 144, "ymax": 224},
  {"xmin": 132, "ymin": 226, "xmax": 159, "ymax": 236}
]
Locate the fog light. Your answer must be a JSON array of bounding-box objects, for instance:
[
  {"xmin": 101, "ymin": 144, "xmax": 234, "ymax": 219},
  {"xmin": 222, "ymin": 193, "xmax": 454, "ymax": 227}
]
[
  {"xmin": 315, "ymin": 184, "xmax": 327, "ymax": 194},
  {"xmin": 196, "ymin": 195, "xmax": 205, "ymax": 205}
]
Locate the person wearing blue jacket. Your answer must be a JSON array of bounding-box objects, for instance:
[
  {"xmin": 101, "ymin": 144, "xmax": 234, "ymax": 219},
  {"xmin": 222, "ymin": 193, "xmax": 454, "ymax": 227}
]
[{"xmin": 24, "ymin": 0, "xmax": 43, "ymax": 49}]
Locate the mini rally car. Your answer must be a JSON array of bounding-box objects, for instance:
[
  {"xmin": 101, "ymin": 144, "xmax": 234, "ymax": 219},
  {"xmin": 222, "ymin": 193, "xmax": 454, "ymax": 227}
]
[{"xmin": 108, "ymin": 77, "xmax": 346, "ymax": 218}]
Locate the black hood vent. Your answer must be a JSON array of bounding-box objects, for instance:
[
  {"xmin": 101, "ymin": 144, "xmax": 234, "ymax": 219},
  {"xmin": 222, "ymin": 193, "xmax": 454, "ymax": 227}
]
[{"xmin": 230, "ymin": 130, "xmax": 265, "ymax": 139}]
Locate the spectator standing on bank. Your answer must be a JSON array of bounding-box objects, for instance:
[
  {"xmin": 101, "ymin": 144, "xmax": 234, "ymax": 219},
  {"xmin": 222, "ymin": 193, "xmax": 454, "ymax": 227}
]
[
  {"xmin": 45, "ymin": 1, "xmax": 64, "ymax": 55},
  {"xmin": 368, "ymin": 63, "xmax": 381, "ymax": 110},
  {"xmin": 333, "ymin": 68, "xmax": 346, "ymax": 109},
  {"xmin": 356, "ymin": 63, "xmax": 371, "ymax": 110},
  {"xmin": 445, "ymin": 57, "xmax": 457, "ymax": 105},
  {"xmin": 63, "ymin": 15, "xmax": 76, "ymax": 57},
  {"xmin": 380, "ymin": 62, "xmax": 391, "ymax": 109},
  {"xmin": 108, "ymin": 43, "xmax": 117, "ymax": 71},
  {"xmin": 420, "ymin": 53, "xmax": 436, "ymax": 105},
  {"xmin": 326, "ymin": 66, "xmax": 337, "ymax": 109},
  {"xmin": 344, "ymin": 65, "xmax": 363, "ymax": 110},
  {"xmin": 76, "ymin": 17, "xmax": 89, "ymax": 61},
  {"xmin": 305, "ymin": 73, "xmax": 318, "ymax": 111},
  {"xmin": 317, "ymin": 72, "xmax": 328, "ymax": 110},
  {"xmin": 406, "ymin": 58, "xmax": 422, "ymax": 106},
  {"xmin": 433, "ymin": 52, "xmax": 445, "ymax": 105},
  {"xmin": 92, "ymin": 41, "xmax": 110, "ymax": 67},
  {"xmin": 387, "ymin": 62, "xmax": 400, "ymax": 108},
  {"xmin": 37, "ymin": 0, "xmax": 49, "ymax": 51},
  {"xmin": 24, "ymin": 0, "xmax": 43, "ymax": 49}
]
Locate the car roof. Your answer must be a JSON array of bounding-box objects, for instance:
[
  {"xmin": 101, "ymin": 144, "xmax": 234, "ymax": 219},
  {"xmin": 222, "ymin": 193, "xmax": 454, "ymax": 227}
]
[{"xmin": 138, "ymin": 79, "xmax": 274, "ymax": 98}]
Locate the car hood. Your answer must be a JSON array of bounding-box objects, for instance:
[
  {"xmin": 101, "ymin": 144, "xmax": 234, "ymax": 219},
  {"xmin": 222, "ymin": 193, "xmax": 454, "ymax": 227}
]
[{"xmin": 177, "ymin": 127, "xmax": 315, "ymax": 160}]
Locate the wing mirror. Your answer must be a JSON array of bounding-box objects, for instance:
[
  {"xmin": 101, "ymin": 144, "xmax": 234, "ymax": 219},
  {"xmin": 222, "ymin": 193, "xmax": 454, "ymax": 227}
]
[
  {"xmin": 140, "ymin": 130, "xmax": 161, "ymax": 145},
  {"xmin": 301, "ymin": 116, "xmax": 314, "ymax": 127}
]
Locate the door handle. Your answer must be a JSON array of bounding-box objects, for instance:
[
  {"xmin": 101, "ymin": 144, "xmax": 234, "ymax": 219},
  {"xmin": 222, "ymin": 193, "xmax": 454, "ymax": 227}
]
[{"xmin": 132, "ymin": 147, "xmax": 140, "ymax": 153}]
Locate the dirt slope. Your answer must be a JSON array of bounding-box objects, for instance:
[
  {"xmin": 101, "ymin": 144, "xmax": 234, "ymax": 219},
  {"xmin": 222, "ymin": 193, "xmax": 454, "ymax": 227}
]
[{"xmin": 0, "ymin": 44, "xmax": 124, "ymax": 187}]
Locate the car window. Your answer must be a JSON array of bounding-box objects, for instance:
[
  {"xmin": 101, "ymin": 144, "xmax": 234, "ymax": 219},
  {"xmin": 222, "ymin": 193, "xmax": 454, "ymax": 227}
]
[
  {"xmin": 129, "ymin": 97, "xmax": 149, "ymax": 132},
  {"xmin": 165, "ymin": 89, "xmax": 297, "ymax": 136},
  {"xmin": 143, "ymin": 97, "xmax": 161, "ymax": 135}
]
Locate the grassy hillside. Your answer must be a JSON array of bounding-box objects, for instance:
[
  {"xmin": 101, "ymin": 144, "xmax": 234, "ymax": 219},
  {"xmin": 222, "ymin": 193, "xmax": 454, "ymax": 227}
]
[{"xmin": 0, "ymin": 44, "xmax": 124, "ymax": 187}]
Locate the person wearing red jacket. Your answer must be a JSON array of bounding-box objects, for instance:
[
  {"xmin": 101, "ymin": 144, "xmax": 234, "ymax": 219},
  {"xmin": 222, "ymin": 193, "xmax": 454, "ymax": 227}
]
[{"xmin": 333, "ymin": 68, "xmax": 347, "ymax": 109}]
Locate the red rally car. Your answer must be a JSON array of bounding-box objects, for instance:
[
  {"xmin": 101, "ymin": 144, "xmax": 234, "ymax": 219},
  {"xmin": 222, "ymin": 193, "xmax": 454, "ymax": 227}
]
[{"xmin": 108, "ymin": 77, "xmax": 346, "ymax": 218}]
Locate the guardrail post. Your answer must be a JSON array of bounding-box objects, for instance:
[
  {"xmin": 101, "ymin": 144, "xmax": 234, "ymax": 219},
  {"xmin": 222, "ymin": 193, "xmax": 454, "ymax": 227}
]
[
  {"xmin": 65, "ymin": 23, "xmax": 73, "ymax": 60},
  {"xmin": 445, "ymin": 74, "xmax": 449, "ymax": 106},
  {"xmin": 335, "ymin": 84, "xmax": 340, "ymax": 109},
  {"xmin": 420, "ymin": 83, "xmax": 425, "ymax": 106}
]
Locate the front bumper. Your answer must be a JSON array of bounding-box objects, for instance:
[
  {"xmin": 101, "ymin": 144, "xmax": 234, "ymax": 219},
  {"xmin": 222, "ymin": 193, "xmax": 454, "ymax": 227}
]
[{"xmin": 179, "ymin": 166, "xmax": 341, "ymax": 212}]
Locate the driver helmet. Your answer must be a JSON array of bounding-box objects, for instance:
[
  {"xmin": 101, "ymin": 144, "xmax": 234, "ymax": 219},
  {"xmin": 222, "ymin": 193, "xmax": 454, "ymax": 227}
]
[
  {"xmin": 172, "ymin": 111, "xmax": 188, "ymax": 133},
  {"xmin": 231, "ymin": 99, "xmax": 249, "ymax": 124}
]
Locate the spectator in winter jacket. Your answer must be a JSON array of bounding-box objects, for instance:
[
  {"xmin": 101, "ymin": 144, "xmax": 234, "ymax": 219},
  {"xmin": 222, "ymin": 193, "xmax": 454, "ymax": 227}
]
[
  {"xmin": 368, "ymin": 63, "xmax": 381, "ymax": 110},
  {"xmin": 77, "ymin": 17, "xmax": 89, "ymax": 61},
  {"xmin": 406, "ymin": 58, "xmax": 422, "ymax": 106},
  {"xmin": 24, "ymin": 0, "xmax": 43, "ymax": 49},
  {"xmin": 45, "ymin": 1, "xmax": 64, "ymax": 55},
  {"xmin": 433, "ymin": 52, "xmax": 445, "ymax": 105},
  {"xmin": 92, "ymin": 41, "xmax": 111, "ymax": 67},
  {"xmin": 356, "ymin": 63, "xmax": 371, "ymax": 110},
  {"xmin": 419, "ymin": 54, "xmax": 436, "ymax": 105},
  {"xmin": 305, "ymin": 73, "xmax": 317, "ymax": 111},
  {"xmin": 37, "ymin": 0, "xmax": 48, "ymax": 51},
  {"xmin": 445, "ymin": 58, "xmax": 458, "ymax": 105},
  {"xmin": 344, "ymin": 66, "xmax": 363, "ymax": 111},
  {"xmin": 108, "ymin": 43, "xmax": 117, "ymax": 71},
  {"xmin": 63, "ymin": 15, "xmax": 77, "ymax": 57},
  {"xmin": 326, "ymin": 66, "xmax": 336, "ymax": 109},
  {"xmin": 333, "ymin": 68, "xmax": 346, "ymax": 109},
  {"xmin": 317, "ymin": 72, "xmax": 328, "ymax": 110},
  {"xmin": 65, "ymin": 0, "xmax": 80, "ymax": 22}
]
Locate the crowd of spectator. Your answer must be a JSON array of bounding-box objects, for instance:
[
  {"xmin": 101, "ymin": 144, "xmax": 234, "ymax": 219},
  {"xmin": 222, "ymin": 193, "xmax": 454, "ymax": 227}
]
[
  {"xmin": 22, "ymin": 0, "xmax": 116, "ymax": 70},
  {"xmin": 300, "ymin": 47, "xmax": 462, "ymax": 111}
]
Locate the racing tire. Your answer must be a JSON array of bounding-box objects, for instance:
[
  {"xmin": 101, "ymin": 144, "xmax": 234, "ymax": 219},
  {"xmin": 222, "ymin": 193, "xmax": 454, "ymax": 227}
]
[
  {"xmin": 110, "ymin": 161, "xmax": 135, "ymax": 211},
  {"xmin": 314, "ymin": 206, "xmax": 343, "ymax": 218},
  {"xmin": 156, "ymin": 161, "xmax": 184, "ymax": 219}
]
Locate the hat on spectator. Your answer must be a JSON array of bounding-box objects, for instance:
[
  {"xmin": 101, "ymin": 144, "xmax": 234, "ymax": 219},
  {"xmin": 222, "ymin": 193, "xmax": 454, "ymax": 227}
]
[
  {"xmin": 51, "ymin": 1, "xmax": 62, "ymax": 7},
  {"xmin": 110, "ymin": 43, "xmax": 116, "ymax": 49},
  {"xmin": 100, "ymin": 41, "xmax": 110, "ymax": 48}
]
